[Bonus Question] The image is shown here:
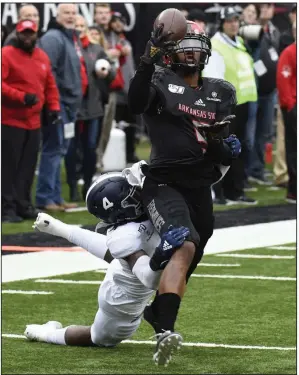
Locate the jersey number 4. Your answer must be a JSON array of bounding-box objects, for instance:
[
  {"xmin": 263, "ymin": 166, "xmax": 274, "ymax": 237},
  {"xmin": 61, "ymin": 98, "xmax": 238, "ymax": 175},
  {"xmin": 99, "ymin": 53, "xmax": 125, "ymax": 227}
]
[{"xmin": 103, "ymin": 197, "xmax": 114, "ymax": 210}]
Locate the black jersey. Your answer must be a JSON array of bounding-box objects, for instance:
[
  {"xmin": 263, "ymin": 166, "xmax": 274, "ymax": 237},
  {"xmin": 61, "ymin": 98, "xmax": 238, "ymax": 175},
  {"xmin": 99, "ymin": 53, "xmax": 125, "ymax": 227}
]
[{"xmin": 141, "ymin": 66, "xmax": 236, "ymax": 187}]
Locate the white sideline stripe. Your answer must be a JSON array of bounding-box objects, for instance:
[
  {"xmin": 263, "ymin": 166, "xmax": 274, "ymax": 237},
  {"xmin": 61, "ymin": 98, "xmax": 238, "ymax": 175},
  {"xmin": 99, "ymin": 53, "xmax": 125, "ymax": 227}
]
[
  {"xmin": 2, "ymin": 334, "xmax": 295, "ymax": 351},
  {"xmin": 35, "ymin": 279, "xmax": 102, "ymax": 285},
  {"xmin": 3, "ymin": 220, "xmax": 296, "ymax": 282},
  {"xmin": 191, "ymin": 274, "xmax": 296, "ymax": 281},
  {"xmin": 268, "ymin": 246, "xmax": 296, "ymax": 250},
  {"xmin": 215, "ymin": 254, "xmax": 295, "ymax": 259},
  {"xmin": 79, "ymin": 271, "xmax": 296, "ymax": 282},
  {"xmin": 197, "ymin": 263, "xmax": 240, "ymax": 267},
  {"xmin": 2, "ymin": 290, "xmax": 53, "ymax": 295}
]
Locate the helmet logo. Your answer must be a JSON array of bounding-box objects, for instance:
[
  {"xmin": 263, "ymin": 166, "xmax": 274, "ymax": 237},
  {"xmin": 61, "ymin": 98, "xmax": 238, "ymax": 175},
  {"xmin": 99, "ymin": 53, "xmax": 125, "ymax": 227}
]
[{"xmin": 103, "ymin": 197, "xmax": 114, "ymax": 210}]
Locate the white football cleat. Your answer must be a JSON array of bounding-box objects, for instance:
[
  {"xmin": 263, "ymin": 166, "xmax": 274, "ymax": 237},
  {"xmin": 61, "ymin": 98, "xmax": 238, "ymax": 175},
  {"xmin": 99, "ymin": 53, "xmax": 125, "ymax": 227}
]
[
  {"xmin": 25, "ymin": 321, "xmax": 63, "ymax": 342},
  {"xmin": 153, "ymin": 330, "xmax": 183, "ymax": 366}
]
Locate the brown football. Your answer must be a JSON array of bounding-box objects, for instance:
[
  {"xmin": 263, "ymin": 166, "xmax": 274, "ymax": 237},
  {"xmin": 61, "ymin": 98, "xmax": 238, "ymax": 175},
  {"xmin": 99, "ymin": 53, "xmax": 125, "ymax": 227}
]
[{"xmin": 153, "ymin": 8, "xmax": 187, "ymax": 42}]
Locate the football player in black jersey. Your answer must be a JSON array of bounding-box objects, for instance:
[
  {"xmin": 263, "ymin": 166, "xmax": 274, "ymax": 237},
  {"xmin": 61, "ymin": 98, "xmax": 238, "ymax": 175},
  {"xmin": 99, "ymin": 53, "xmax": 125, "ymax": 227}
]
[{"xmin": 128, "ymin": 20, "xmax": 241, "ymax": 364}]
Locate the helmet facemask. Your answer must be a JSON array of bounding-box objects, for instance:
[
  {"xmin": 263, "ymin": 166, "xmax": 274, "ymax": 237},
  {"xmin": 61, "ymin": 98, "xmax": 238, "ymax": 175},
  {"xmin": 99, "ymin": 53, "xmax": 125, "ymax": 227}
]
[{"xmin": 164, "ymin": 22, "xmax": 211, "ymax": 73}]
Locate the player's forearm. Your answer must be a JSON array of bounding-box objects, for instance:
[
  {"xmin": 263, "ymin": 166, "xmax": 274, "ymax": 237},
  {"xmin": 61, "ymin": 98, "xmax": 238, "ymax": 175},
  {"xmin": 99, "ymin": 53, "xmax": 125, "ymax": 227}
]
[
  {"xmin": 132, "ymin": 255, "xmax": 162, "ymax": 290},
  {"xmin": 67, "ymin": 227, "xmax": 111, "ymax": 261},
  {"xmin": 128, "ymin": 61, "xmax": 155, "ymax": 114}
]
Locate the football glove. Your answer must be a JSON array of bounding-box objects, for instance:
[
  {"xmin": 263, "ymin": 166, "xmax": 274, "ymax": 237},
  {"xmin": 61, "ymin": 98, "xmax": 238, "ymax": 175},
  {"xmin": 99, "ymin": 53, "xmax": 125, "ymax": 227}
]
[
  {"xmin": 149, "ymin": 225, "xmax": 190, "ymax": 271},
  {"xmin": 223, "ymin": 134, "xmax": 241, "ymax": 158},
  {"xmin": 141, "ymin": 24, "xmax": 177, "ymax": 65},
  {"xmin": 196, "ymin": 115, "xmax": 236, "ymax": 134}
]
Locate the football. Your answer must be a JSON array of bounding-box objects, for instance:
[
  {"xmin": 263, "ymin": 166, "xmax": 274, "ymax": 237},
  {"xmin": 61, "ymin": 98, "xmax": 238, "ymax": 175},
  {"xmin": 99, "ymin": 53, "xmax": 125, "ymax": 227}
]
[{"xmin": 153, "ymin": 8, "xmax": 187, "ymax": 42}]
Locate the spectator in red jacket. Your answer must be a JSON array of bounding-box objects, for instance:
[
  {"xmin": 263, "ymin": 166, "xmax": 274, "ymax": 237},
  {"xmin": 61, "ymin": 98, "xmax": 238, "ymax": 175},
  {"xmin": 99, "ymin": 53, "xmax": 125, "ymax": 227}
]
[
  {"xmin": 1, "ymin": 19, "xmax": 60, "ymax": 223},
  {"xmin": 276, "ymin": 21, "xmax": 297, "ymax": 203}
]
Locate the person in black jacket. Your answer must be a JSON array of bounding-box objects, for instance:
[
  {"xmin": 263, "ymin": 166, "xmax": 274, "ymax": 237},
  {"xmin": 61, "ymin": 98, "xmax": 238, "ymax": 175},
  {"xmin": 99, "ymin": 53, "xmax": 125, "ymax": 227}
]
[
  {"xmin": 248, "ymin": 3, "xmax": 281, "ymax": 185},
  {"xmin": 128, "ymin": 20, "xmax": 241, "ymax": 366},
  {"xmin": 66, "ymin": 14, "xmax": 116, "ymax": 201},
  {"xmin": 279, "ymin": 4, "xmax": 296, "ymax": 54}
]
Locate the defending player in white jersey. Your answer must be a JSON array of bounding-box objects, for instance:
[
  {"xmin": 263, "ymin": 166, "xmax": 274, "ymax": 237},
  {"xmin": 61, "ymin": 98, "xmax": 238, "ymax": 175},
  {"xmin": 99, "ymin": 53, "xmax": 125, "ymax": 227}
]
[{"xmin": 25, "ymin": 172, "xmax": 189, "ymax": 366}]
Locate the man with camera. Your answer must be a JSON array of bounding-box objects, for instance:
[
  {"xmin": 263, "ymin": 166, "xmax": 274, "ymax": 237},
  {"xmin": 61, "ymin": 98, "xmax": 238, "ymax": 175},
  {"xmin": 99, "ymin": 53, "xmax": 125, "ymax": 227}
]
[{"xmin": 203, "ymin": 6, "xmax": 257, "ymax": 205}]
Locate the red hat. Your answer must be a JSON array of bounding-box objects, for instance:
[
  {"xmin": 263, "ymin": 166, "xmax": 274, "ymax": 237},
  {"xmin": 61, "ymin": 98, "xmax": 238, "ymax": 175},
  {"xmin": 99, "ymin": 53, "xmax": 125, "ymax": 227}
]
[{"xmin": 16, "ymin": 19, "xmax": 38, "ymax": 33}]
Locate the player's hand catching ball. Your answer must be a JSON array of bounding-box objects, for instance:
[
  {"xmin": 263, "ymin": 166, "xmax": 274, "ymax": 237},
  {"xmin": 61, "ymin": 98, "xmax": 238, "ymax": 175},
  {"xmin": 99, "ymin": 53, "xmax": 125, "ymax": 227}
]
[{"xmin": 141, "ymin": 8, "xmax": 187, "ymax": 65}]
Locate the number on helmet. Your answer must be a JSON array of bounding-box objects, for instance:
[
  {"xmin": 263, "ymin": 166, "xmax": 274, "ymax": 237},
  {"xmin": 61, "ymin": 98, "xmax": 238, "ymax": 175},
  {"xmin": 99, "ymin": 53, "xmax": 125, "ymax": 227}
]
[{"xmin": 103, "ymin": 197, "xmax": 114, "ymax": 210}]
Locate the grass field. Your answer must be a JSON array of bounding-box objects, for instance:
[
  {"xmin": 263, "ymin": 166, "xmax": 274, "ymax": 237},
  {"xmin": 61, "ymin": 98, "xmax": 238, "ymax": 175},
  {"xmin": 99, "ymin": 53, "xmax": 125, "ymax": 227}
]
[
  {"xmin": 2, "ymin": 243, "xmax": 296, "ymax": 374},
  {"xmin": 2, "ymin": 141, "xmax": 288, "ymax": 235}
]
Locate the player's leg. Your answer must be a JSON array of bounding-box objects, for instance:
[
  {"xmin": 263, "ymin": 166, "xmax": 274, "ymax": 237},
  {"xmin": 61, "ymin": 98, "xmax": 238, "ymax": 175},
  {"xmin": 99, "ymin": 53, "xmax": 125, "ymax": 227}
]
[
  {"xmin": 185, "ymin": 185, "xmax": 214, "ymax": 281},
  {"xmin": 90, "ymin": 306, "xmax": 141, "ymax": 347},
  {"xmin": 141, "ymin": 177, "xmax": 199, "ymax": 365}
]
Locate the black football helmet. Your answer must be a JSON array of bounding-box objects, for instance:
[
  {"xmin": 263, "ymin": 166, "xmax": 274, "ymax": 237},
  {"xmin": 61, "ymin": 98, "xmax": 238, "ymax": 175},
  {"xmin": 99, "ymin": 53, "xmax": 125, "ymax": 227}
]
[
  {"xmin": 86, "ymin": 172, "xmax": 144, "ymax": 224},
  {"xmin": 165, "ymin": 21, "xmax": 211, "ymax": 72}
]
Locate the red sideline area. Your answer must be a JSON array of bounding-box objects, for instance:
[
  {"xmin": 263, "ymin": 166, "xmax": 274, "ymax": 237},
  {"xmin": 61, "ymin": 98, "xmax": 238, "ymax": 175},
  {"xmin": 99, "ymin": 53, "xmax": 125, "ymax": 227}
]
[{"xmin": 2, "ymin": 246, "xmax": 85, "ymax": 252}]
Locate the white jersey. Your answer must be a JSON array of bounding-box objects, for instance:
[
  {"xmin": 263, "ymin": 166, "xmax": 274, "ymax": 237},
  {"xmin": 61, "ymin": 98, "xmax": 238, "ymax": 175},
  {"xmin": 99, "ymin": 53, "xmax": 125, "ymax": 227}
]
[{"xmin": 98, "ymin": 220, "xmax": 160, "ymax": 318}]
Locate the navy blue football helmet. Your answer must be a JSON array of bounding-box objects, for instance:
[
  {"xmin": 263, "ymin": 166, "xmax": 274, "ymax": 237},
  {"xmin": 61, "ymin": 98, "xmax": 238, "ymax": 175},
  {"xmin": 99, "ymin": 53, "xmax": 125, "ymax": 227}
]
[{"xmin": 86, "ymin": 172, "xmax": 144, "ymax": 224}]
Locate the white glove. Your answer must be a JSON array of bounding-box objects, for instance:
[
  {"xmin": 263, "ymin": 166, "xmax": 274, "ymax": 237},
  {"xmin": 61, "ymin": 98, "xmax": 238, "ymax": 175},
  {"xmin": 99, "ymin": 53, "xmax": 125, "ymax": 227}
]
[{"xmin": 33, "ymin": 213, "xmax": 71, "ymax": 240}]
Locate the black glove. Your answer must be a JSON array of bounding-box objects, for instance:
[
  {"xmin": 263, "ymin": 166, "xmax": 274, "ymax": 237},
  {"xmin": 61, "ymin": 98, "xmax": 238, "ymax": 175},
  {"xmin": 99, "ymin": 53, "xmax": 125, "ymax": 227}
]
[
  {"xmin": 24, "ymin": 93, "xmax": 39, "ymax": 107},
  {"xmin": 48, "ymin": 111, "xmax": 62, "ymax": 126},
  {"xmin": 141, "ymin": 24, "xmax": 177, "ymax": 65},
  {"xmin": 196, "ymin": 115, "xmax": 236, "ymax": 134}
]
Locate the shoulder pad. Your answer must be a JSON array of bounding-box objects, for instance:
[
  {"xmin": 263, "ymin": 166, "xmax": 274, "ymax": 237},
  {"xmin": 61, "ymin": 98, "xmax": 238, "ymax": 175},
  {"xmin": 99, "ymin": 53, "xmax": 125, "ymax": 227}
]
[
  {"xmin": 152, "ymin": 65, "xmax": 172, "ymax": 85},
  {"xmin": 106, "ymin": 222, "xmax": 143, "ymax": 259},
  {"xmin": 204, "ymin": 77, "xmax": 236, "ymax": 105}
]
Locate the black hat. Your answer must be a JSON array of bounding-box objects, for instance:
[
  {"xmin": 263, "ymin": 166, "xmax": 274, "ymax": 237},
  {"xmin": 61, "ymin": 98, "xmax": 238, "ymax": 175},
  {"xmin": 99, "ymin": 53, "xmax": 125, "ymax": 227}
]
[
  {"xmin": 188, "ymin": 8, "xmax": 207, "ymax": 24},
  {"xmin": 110, "ymin": 11, "xmax": 126, "ymax": 25},
  {"xmin": 219, "ymin": 6, "xmax": 240, "ymax": 21}
]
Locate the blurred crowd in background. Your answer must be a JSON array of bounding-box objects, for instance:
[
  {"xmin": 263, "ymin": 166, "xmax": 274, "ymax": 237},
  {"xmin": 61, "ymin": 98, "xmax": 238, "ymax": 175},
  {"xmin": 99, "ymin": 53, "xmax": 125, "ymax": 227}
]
[{"xmin": 1, "ymin": 3, "xmax": 297, "ymax": 223}]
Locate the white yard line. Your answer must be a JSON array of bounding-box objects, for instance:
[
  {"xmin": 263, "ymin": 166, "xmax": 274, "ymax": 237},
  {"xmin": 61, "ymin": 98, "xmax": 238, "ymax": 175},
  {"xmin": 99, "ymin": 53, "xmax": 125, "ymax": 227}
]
[
  {"xmin": 268, "ymin": 246, "xmax": 296, "ymax": 250},
  {"xmin": 197, "ymin": 263, "xmax": 240, "ymax": 267},
  {"xmin": 2, "ymin": 334, "xmax": 295, "ymax": 351},
  {"xmin": 215, "ymin": 254, "xmax": 295, "ymax": 259},
  {"xmin": 35, "ymin": 279, "xmax": 101, "ymax": 285},
  {"xmin": 59, "ymin": 271, "xmax": 295, "ymax": 282},
  {"xmin": 191, "ymin": 274, "xmax": 296, "ymax": 281},
  {"xmin": 2, "ymin": 290, "xmax": 53, "ymax": 295},
  {"xmin": 2, "ymin": 220, "xmax": 296, "ymax": 283}
]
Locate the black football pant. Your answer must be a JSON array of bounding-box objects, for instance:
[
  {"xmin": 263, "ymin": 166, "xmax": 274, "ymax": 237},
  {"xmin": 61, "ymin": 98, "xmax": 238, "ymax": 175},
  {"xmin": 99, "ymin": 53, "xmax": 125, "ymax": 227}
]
[
  {"xmin": 141, "ymin": 177, "xmax": 214, "ymax": 277},
  {"xmin": 2, "ymin": 125, "xmax": 40, "ymax": 217},
  {"xmin": 282, "ymin": 107, "xmax": 297, "ymax": 197},
  {"xmin": 214, "ymin": 102, "xmax": 249, "ymax": 200}
]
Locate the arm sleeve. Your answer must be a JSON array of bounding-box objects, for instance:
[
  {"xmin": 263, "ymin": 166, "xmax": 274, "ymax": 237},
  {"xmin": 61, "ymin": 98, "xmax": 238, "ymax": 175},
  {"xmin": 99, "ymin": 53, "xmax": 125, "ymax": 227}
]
[
  {"xmin": 132, "ymin": 255, "xmax": 162, "ymax": 290},
  {"xmin": 67, "ymin": 227, "xmax": 109, "ymax": 260},
  {"xmin": 202, "ymin": 51, "xmax": 226, "ymax": 80},
  {"xmin": 128, "ymin": 61, "xmax": 156, "ymax": 114},
  {"xmin": 276, "ymin": 49, "xmax": 295, "ymax": 111},
  {"xmin": 44, "ymin": 55, "xmax": 60, "ymax": 111},
  {"xmin": 1, "ymin": 49, "xmax": 26, "ymax": 104}
]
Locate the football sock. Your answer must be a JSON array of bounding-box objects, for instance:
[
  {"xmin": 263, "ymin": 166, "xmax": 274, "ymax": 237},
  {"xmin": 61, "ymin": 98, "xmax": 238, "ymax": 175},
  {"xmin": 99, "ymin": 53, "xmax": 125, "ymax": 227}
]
[
  {"xmin": 46, "ymin": 327, "xmax": 67, "ymax": 345},
  {"xmin": 156, "ymin": 293, "xmax": 181, "ymax": 333}
]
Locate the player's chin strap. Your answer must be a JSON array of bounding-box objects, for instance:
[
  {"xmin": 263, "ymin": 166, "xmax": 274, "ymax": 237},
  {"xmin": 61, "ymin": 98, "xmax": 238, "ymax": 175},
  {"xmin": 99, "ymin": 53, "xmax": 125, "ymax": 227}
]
[{"xmin": 122, "ymin": 160, "xmax": 148, "ymax": 188}]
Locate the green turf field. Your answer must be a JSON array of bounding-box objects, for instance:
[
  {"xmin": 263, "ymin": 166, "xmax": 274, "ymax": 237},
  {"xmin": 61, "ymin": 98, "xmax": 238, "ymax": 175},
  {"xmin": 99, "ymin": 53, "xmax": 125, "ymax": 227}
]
[
  {"xmin": 2, "ymin": 141, "xmax": 288, "ymax": 235},
  {"xmin": 2, "ymin": 244, "xmax": 296, "ymax": 374}
]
